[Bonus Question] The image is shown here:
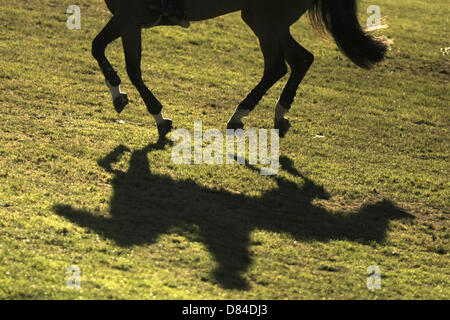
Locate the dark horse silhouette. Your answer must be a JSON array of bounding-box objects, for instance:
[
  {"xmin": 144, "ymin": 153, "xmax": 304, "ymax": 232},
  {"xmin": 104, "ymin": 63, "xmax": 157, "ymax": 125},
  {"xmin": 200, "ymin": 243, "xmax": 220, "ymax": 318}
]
[
  {"xmin": 54, "ymin": 142, "xmax": 411, "ymax": 289},
  {"xmin": 92, "ymin": 0, "xmax": 388, "ymax": 138}
]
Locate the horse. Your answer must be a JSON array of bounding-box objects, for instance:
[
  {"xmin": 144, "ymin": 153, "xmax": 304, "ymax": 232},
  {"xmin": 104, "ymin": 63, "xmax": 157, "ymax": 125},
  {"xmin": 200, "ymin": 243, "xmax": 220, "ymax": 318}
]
[{"xmin": 91, "ymin": 0, "xmax": 388, "ymax": 139}]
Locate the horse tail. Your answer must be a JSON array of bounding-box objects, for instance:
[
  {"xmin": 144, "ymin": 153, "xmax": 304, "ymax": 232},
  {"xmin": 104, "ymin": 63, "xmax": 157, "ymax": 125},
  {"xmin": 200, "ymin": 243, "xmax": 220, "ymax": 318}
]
[{"xmin": 308, "ymin": 0, "xmax": 388, "ymax": 69}]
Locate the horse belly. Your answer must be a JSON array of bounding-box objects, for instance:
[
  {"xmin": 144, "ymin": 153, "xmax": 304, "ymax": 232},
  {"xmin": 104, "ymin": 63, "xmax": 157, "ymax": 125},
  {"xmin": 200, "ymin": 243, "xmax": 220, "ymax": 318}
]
[
  {"xmin": 242, "ymin": 0, "xmax": 315, "ymax": 34},
  {"xmin": 184, "ymin": 0, "xmax": 243, "ymax": 21}
]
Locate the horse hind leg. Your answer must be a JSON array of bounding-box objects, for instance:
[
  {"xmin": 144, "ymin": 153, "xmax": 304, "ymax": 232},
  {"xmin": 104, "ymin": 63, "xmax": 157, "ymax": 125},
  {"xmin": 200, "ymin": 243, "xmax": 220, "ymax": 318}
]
[
  {"xmin": 92, "ymin": 15, "xmax": 130, "ymax": 113},
  {"xmin": 275, "ymin": 31, "xmax": 314, "ymax": 137},
  {"xmin": 227, "ymin": 33, "xmax": 287, "ymax": 130},
  {"xmin": 122, "ymin": 26, "xmax": 173, "ymax": 138}
]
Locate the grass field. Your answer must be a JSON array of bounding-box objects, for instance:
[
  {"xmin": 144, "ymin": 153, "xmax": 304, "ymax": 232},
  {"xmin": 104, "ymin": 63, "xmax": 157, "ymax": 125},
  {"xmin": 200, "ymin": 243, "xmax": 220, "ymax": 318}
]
[{"xmin": 0, "ymin": 0, "xmax": 448, "ymax": 299}]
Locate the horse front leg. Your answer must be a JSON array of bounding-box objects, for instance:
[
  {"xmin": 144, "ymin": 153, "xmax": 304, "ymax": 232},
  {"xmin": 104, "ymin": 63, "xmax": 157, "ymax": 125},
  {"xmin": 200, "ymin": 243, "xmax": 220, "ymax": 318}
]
[
  {"xmin": 227, "ymin": 34, "xmax": 287, "ymax": 130},
  {"xmin": 121, "ymin": 26, "xmax": 173, "ymax": 139},
  {"xmin": 92, "ymin": 15, "xmax": 130, "ymax": 113}
]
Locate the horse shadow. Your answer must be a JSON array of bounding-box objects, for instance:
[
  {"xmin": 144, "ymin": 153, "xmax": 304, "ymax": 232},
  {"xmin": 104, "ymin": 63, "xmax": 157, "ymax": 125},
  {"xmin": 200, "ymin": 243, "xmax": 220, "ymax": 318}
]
[{"xmin": 53, "ymin": 141, "xmax": 412, "ymax": 289}]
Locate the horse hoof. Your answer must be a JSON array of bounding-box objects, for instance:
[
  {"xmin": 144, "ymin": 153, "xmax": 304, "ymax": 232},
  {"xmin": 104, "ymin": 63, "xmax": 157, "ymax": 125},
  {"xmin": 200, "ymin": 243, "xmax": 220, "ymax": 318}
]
[
  {"xmin": 157, "ymin": 119, "xmax": 173, "ymax": 139},
  {"xmin": 226, "ymin": 122, "xmax": 244, "ymax": 130},
  {"xmin": 275, "ymin": 118, "xmax": 291, "ymax": 138},
  {"xmin": 113, "ymin": 93, "xmax": 128, "ymax": 114}
]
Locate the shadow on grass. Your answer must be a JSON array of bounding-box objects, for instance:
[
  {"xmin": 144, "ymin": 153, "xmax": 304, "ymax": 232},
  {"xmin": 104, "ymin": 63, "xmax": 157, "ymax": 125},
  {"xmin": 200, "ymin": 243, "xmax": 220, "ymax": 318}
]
[{"xmin": 53, "ymin": 140, "xmax": 412, "ymax": 290}]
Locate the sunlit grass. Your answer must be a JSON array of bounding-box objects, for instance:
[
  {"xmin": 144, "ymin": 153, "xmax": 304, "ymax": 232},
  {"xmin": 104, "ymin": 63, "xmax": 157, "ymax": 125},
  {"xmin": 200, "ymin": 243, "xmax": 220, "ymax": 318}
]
[{"xmin": 0, "ymin": 0, "xmax": 448, "ymax": 299}]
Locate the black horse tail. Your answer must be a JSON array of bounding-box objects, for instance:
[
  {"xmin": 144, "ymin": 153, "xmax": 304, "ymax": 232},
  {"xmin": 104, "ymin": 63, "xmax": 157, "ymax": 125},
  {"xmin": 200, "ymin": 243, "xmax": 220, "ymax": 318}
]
[{"xmin": 309, "ymin": 0, "xmax": 388, "ymax": 69}]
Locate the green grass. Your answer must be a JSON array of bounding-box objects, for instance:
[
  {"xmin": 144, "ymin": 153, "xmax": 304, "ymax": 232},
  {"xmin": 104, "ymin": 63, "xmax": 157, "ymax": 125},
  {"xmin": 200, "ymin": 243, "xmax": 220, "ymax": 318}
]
[{"xmin": 0, "ymin": 0, "xmax": 448, "ymax": 299}]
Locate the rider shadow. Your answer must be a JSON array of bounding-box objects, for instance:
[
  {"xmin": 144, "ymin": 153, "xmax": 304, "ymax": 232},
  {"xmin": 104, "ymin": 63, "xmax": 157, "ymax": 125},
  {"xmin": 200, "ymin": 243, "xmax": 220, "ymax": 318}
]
[{"xmin": 53, "ymin": 141, "xmax": 412, "ymax": 290}]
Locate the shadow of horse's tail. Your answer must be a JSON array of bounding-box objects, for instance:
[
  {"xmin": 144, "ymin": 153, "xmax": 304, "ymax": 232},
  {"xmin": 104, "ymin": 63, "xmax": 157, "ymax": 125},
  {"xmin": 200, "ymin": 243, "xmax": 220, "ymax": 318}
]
[{"xmin": 53, "ymin": 204, "xmax": 115, "ymax": 240}]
